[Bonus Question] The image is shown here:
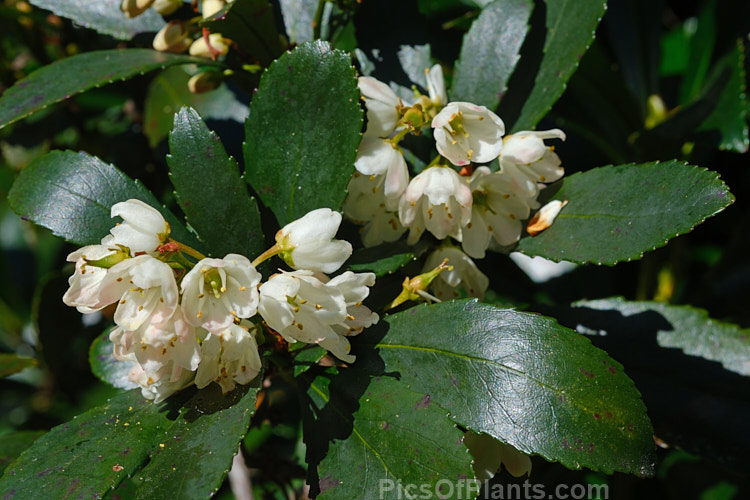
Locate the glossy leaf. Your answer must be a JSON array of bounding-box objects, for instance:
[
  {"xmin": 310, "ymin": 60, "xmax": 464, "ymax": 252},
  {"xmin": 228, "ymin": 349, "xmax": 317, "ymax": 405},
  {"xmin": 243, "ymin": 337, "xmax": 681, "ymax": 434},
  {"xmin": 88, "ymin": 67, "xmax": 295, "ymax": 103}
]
[
  {"xmin": 89, "ymin": 330, "xmax": 139, "ymax": 390},
  {"xmin": 368, "ymin": 300, "xmax": 655, "ymax": 476},
  {"xmin": 575, "ymin": 298, "xmax": 750, "ymax": 377},
  {"xmin": 0, "ymin": 353, "xmax": 37, "ymax": 378},
  {"xmin": 516, "ymin": 161, "xmax": 734, "ymax": 265},
  {"xmin": 451, "ymin": 0, "xmax": 533, "ymax": 110},
  {"xmin": 0, "ymin": 385, "xmax": 258, "ymax": 499},
  {"xmin": 143, "ymin": 66, "xmax": 249, "ymax": 148},
  {"xmin": 168, "ymin": 107, "xmax": 264, "ymax": 258},
  {"xmin": 7, "ymin": 150, "xmax": 197, "ymax": 247},
  {"xmin": 29, "ymin": 0, "xmax": 165, "ymax": 40},
  {"xmin": 398, "ymin": 44, "xmax": 432, "ymax": 89},
  {"xmin": 201, "ymin": 0, "xmax": 283, "ymax": 67},
  {"xmin": 0, "ymin": 431, "xmax": 45, "ymax": 475},
  {"xmin": 0, "ymin": 49, "xmax": 211, "ymax": 129},
  {"xmin": 279, "ymin": 0, "xmax": 317, "ymax": 43},
  {"xmin": 299, "ymin": 370, "xmax": 474, "ymax": 498},
  {"xmin": 512, "ymin": 0, "xmax": 607, "ymax": 131},
  {"xmin": 244, "ymin": 41, "xmax": 363, "ymax": 225}
]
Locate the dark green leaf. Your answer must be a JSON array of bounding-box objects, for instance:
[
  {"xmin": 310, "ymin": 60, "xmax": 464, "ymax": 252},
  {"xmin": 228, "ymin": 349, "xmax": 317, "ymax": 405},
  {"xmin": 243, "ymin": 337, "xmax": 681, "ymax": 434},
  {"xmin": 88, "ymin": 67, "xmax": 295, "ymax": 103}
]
[
  {"xmin": 679, "ymin": 0, "xmax": 716, "ymax": 104},
  {"xmin": 8, "ymin": 150, "xmax": 197, "ymax": 247},
  {"xmin": 90, "ymin": 330, "xmax": 139, "ymax": 390},
  {"xmin": 516, "ymin": 161, "xmax": 734, "ymax": 265},
  {"xmin": 201, "ymin": 0, "xmax": 283, "ymax": 67},
  {"xmin": 512, "ymin": 0, "xmax": 607, "ymax": 130},
  {"xmin": 398, "ymin": 44, "xmax": 432, "ymax": 89},
  {"xmin": 347, "ymin": 244, "xmax": 417, "ymax": 277},
  {"xmin": 29, "ymin": 0, "xmax": 165, "ymax": 40},
  {"xmin": 367, "ymin": 300, "xmax": 655, "ymax": 476},
  {"xmin": 0, "ymin": 385, "xmax": 258, "ymax": 499},
  {"xmin": 0, "ymin": 49, "xmax": 213, "ymax": 129},
  {"xmin": 699, "ymin": 39, "xmax": 749, "ymax": 153},
  {"xmin": 0, "ymin": 353, "xmax": 36, "ymax": 378},
  {"xmin": 168, "ymin": 107, "xmax": 264, "ymax": 258},
  {"xmin": 143, "ymin": 66, "xmax": 249, "ymax": 148},
  {"xmin": 575, "ymin": 298, "xmax": 750, "ymax": 377},
  {"xmin": 299, "ymin": 370, "xmax": 474, "ymax": 498},
  {"xmin": 451, "ymin": 0, "xmax": 533, "ymax": 110},
  {"xmin": 279, "ymin": 0, "xmax": 317, "ymax": 43},
  {"xmin": 244, "ymin": 41, "xmax": 363, "ymax": 225},
  {"xmin": 0, "ymin": 431, "xmax": 45, "ymax": 475}
]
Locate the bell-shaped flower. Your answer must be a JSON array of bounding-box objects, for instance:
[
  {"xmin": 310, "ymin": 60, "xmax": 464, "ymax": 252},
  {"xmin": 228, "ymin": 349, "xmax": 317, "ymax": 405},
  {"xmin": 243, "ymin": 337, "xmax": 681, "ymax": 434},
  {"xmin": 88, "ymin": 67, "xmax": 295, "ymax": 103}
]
[
  {"xmin": 121, "ymin": 0, "xmax": 154, "ymax": 18},
  {"xmin": 432, "ymin": 102, "xmax": 505, "ymax": 166},
  {"xmin": 354, "ymin": 136, "xmax": 409, "ymax": 210},
  {"xmin": 423, "ymin": 247, "xmax": 489, "ymax": 300},
  {"xmin": 358, "ymin": 76, "xmax": 403, "ymax": 138},
  {"xmin": 153, "ymin": 21, "xmax": 192, "ymax": 53},
  {"xmin": 344, "ymin": 172, "xmax": 407, "ymax": 247},
  {"xmin": 109, "ymin": 199, "xmax": 169, "ymax": 255},
  {"xmin": 276, "ymin": 208, "xmax": 352, "ymax": 274},
  {"xmin": 181, "ymin": 254, "xmax": 261, "ymax": 332},
  {"xmin": 62, "ymin": 241, "xmax": 128, "ymax": 313},
  {"xmin": 461, "ymin": 167, "xmax": 537, "ymax": 258},
  {"xmin": 464, "ymin": 431, "xmax": 532, "ymax": 482},
  {"xmin": 189, "ymin": 33, "xmax": 231, "ymax": 59},
  {"xmin": 258, "ymin": 270, "xmax": 364, "ymax": 363},
  {"xmin": 128, "ymin": 361, "xmax": 196, "ymax": 403},
  {"xmin": 398, "ymin": 166, "xmax": 472, "ymax": 244},
  {"xmin": 499, "ymin": 129, "xmax": 566, "ymax": 197},
  {"xmin": 195, "ymin": 322, "xmax": 262, "ymax": 394},
  {"xmin": 326, "ymin": 271, "xmax": 379, "ymax": 336},
  {"xmin": 425, "ymin": 64, "xmax": 447, "ymax": 107}
]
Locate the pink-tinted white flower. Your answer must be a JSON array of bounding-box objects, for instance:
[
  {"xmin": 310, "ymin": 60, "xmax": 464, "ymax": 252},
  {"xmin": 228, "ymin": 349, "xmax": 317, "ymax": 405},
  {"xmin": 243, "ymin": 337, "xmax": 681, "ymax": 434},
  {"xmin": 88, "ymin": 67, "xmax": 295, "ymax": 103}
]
[
  {"xmin": 276, "ymin": 208, "xmax": 352, "ymax": 274},
  {"xmin": 344, "ymin": 172, "xmax": 407, "ymax": 248},
  {"xmin": 423, "ymin": 247, "xmax": 489, "ymax": 300},
  {"xmin": 195, "ymin": 322, "xmax": 262, "ymax": 394},
  {"xmin": 62, "ymin": 242, "xmax": 123, "ymax": 313},
  {"xmin": 353, "ymin": 137, "xmax": 409, "ymax": 210},
  {"xmin": 398, "ymin": 166, "xmax": 472, "ymax": 244},
  {"xmin": 498, "ymin": 129, "xmax": 566, "ymax": 197},
  {"xmin": 181, "ymin": 254, "xmax": 261, "ymax": 332},
  {"xmin": 461, "ymin": 167, "xmax": 537, "ymax": 258},
  {"xmin": 109, "ymin": 199, "xmax": 169, "ymax": 255},
  {"xmin": 358, "ymin": 76, "xmax": 403, "ymax": 137},
  {"xmin": 432, "ymin": 102, "xmax": 505, "ymax": 166}
]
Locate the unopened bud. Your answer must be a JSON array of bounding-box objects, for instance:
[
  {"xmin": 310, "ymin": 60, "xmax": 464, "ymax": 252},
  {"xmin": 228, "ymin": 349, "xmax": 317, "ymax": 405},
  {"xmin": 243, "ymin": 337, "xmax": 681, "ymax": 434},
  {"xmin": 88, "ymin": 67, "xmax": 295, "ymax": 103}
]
[
  {"xmin": 188, "ymin": 71, "xmax": 223, "ymax": 94},
  {"xmin": 152, "ymin": 21, "xmax": 192, "ymax": 53},
  {"xmin": 387, "ymin": 258, "xmax": 452, "ymax": 309},
  {"xmin": 401, "ymin": 105, "xmax": 426, "ymax": 130},
  {"xmin": 153, "ymin": 0, "xmax": 182, "ymax": 15},
  {"xmin": 189, "ymin": 32, "xmax": 231, "ymax": 59},
  {"xmin": 527, "ymin": 200, "xmax": 568, "ymax": 236},
  {"xmin": 202, "ymin": 0, "xmax": 228, "ymax": 18},
  {"xmin": 121, "ymin": 0, "xmax": 155, "ymax": 18}
]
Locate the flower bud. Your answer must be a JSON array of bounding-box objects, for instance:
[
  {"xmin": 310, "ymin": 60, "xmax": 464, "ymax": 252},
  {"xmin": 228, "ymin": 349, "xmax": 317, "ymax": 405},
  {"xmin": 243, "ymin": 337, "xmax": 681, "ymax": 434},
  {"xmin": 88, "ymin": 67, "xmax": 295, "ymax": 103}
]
[
  {"xmin": 152, "ymin": 21, "xmax": 192, "ymax": 53},
  {"xmin": 189, "ymin": 33, "xmax": 231, "ymax": 59},
  {"xmin": 121, "ymin": 0, "xmax": 155, "ymax": 18},
  {"xmin": 187, "ymin": 71, "xmax": 223, "ymax": 94},
  {"xmin": 276, "ymin": 208, "xmax": 352, "ymax": 274},
  {"xmin": 153, "ymin": 0, "xmax": 182, "ymax": 15},
  {"xmin": 202, "ymin": 0, "xmax": 227, "ymax": 18}
]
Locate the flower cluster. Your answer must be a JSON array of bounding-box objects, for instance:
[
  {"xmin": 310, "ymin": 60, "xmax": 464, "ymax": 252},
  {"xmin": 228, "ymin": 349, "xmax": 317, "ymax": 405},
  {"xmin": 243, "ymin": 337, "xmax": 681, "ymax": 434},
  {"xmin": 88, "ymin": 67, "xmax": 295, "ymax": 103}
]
[
  {"xmin": 344, "ymin": 66, "xmax": 567, "ymax": 300},
  {"xmin": 123, "ymin": 0, "xmax": 233, "ymax": 93},
  {"xmin": 63, "ymin": 201, "xmax": 377, "ymax": 402}
]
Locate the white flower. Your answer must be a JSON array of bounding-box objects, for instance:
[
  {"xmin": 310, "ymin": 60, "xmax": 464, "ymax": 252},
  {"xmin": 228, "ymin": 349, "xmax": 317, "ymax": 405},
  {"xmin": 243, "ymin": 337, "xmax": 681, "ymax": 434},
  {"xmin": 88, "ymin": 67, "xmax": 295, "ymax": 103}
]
[
  {"xmin": 189, "ymin": 33, "xmax": 231, "ymax": 59},
  {"xmin": 326, "ymin": 271, "xmax": 379, "ymax": 336},
  {"xmin": 344, "ymin": 172, "xmax": 407, "ymax": 247},
  {"xmin": 398, "ymin": 166, "xmax": 472, "ymax": 244},
  {"xmin": 423, "ymin": 247, "xmax": 489, "ymax": 300},
  {"xmin": 358, "ymin": 76, "xmax": 403, "ymax": 137},
  {"xmin": 62, "ymin": 242, "xmax": 123, "ymax": 313},
  {"xmin": 128, "ymin": 362, "xmax": 196, "ymax": 403},
  {"xmin": 499, "ymin": 129, "xmax": 566, "ymax": 197},
  {"xmin": 432, "ymin": 102, "xmax": 505, "ymax": 166},
  {"xmin": 276, "ymin": 208, "xmax": 352, "ymax": 274},
  {"xmin": 195, "ymin": 322, "xmax": 262, "ymax": 394},
  {"xmin": 461, "ymin": 167, "xmax": 537, "ymax": 258},
  {"xmin": 258, "ymin": 270, "xmax": 372, "ymax": 362},
  {"xmin": 109, "ymin": 199, "xmax": 169, "ymax": 255},
  {"xmin": 181, "ymin": 254, "xmax": 261, "ymax": 332},
  {"xmin": 354, "ymin": 137, "xmax": 409, "ymax": 210},
  {"xmin": 425, "ymin": 64, "xmax": 446, "ymax": 107},
  {"xmin": 463, "ymin": 431, "xmax": 532, "ymax": 482}
]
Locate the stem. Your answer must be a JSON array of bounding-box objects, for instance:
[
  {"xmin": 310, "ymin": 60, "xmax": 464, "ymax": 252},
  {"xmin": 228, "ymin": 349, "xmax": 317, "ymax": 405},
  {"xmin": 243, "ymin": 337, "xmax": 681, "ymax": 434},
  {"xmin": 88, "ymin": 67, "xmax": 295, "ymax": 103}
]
[
  {"xmin": 388, "ymin": 127, "xmax": 410, "ymax": 146},
  {"xmin": 172, "ymin": 240, "xmax": 208, "ymax": 261},
  {"xmin": 424, "ymin": 155, "xmax": 444, "ymax": 169},
  {"xmin": 251, "ymin": 243, "xmax": 282, "ymax": 268},
  {"xmin": 312, "ymin": 0, "xmax": 326, "ymax": 39}
]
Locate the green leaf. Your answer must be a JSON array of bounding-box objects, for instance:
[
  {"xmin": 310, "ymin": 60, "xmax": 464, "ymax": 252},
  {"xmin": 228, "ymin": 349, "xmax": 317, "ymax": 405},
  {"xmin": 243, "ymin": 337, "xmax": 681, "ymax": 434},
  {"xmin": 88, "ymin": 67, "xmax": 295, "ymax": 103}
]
[
  {"xmin": 143, "ymin": 66, "xmax": 249, "ymax": 148},
  {"xmin": 0, "ymin": 49, "xmax": 213, "ymax": 129},
  {"xmin": 28, "ymin": 0, "xmax": 165, "ymax": 40},
  {"xmin": 244, "ymin": 41, "xmax": 363, "ymax": 225},
  {"xmin": 367, "ymin": 300, "xmax": 655, "ymax": 476},
  {"xmin": 516, "ymin": 161, "xmax": 734, "ymax": 265},
  {"xmin": 347, "ymin": 244, "xmax": 416, "ymax": 277},
  {"xmin": 299, "ymin": 369, "xmax": 474, "ymax": 498},
  {"xmin": 398, "ymin": 44, "xmax": 432, "ymax": 89},
  {"xmin": 574, "ymin": 298, "xmax": 750, "ymax": 377},
  {"xmin": 201, "ymin": 0, "xmax": 283, "ymax": 67},
  {"xmin": 451, "ymin": 0, "xmax": 533, "ymax": 110},
  {"xmin": 679, "ymin": 0, "xmax": 716, "ymax": 104},
  {"xmin": 0, "ymin": 431, "xmax": 45, "ymax": 475},
  {"xmin": 512, "ymin": 0, "xmax": 607, "ymax": 131},
  {"xmin": 7, "ymin": 150, "xmax": 197, "ymax": 247},
  {"xmin": 279, "ymin": 0, "xmax": 317, "ymax": 43},
  {"xmin": 0, "ymin": 385, "xmax": 258, "ymax": 499},
  {"xmin": 698, "ymin": 39, "xmax": 749, "ymax": 153},
  {"xmin": 0, "ymin": 353, "xmax": 37, "ymax": 378},
  {"xmin": 168, "ymin": 107, "xmax": 264, "ymax": 259},
  {"xmin": 90, "ymin": 330, "xmax": 139, "ymax": 390}
]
